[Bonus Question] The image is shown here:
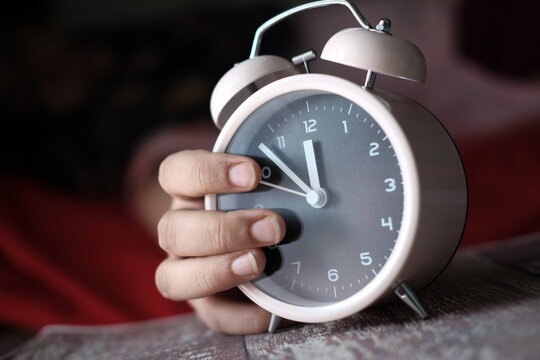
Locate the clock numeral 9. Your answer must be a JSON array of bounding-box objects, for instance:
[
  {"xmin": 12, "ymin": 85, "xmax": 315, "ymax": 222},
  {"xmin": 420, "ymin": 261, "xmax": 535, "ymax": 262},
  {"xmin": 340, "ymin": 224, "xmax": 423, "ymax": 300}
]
[
  {"xmin": 384, "ymin": 178, "xmax": 396, "ymax": 192},
  {"xmin": 360, "ymin": 252, "xmax": 373, "ymax": 266},
  {"xmin": 369, "ymin": 142, "xmax": 380, "ymax": 157},
  {"xmin": 303, "ymin": 119, "xmax": 317, "ymax": 133},
  {"xmin": 328, "ymin": 269, "xmax": 339, "ymax": 282},
  {"xmin": 381, "ymin": 217, "xmax": 393, "ymax": 231}
]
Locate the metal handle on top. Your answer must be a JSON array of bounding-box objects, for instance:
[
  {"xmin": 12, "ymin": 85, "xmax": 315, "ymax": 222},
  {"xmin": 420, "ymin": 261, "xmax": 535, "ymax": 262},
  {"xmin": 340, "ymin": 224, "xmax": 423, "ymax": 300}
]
[{"xmin": 250, "ymin": 0, "xmax": 372, "ymax": 58}]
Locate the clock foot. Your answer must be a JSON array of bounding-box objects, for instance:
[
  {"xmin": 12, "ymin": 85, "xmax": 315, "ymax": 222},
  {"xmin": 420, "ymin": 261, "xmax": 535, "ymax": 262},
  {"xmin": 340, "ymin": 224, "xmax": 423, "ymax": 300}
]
[
  {"xmin": 394, "ymin": 282, "xmax": 428, "ymax": 319},
  {"xmin": 268, "ymin": 313, "xmax": 283, "ymax": 333}
]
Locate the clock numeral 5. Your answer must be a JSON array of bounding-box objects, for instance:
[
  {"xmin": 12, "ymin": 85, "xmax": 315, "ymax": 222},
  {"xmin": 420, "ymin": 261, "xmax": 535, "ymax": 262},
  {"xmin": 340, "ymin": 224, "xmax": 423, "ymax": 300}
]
[
  {"xmin": 303, "ymin": 119, "xmax": 317, "ymax": 133},
  {"xmin": 360, "ymin": 252, "xmax": 373, "ymax": 266},
  {"xmin": 381, "ymin": 217, "xmax": 393, "ymax": 231}
]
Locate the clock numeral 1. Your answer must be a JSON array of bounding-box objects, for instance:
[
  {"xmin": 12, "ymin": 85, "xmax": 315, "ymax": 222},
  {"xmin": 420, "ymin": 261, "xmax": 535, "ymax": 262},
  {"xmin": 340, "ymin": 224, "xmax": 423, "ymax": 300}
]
[
  {"xmin": 291, "ymin": 261, "xmax": 301, "ymax": 275},
  {"xmin": 381, "ymin": 217, "xmax": 393, "ymax": 231},
  {"xmin": 369, "ymin": 142, "xmax": 380, "ymax": 157},
  {"xmin": 277, "ymin": 136, "xmax": 286, "ymax": 149},
  {"xmin": 303, "ymin": 119, "xmax": 317, "ymax": 133},
  {"xmin": 342, "ymin": 120, "xmax": 348, "ymax": 134}
]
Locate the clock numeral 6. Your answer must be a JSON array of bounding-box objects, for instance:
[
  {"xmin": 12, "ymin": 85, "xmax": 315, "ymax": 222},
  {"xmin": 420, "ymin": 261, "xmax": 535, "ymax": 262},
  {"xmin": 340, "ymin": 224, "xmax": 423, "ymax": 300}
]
[
  {"xmin": 303, "ymin": 119, "xmax": 317, "ymax": 133},
  {"xmin": 369, "ymin": 142, "xmax": 380, "ymax": 157},
  {"xmin": 381, "ymin": 217, "xmax": 393, "ymax": 231},
  {"xmin": 360, "ymin": 252, "xmax": 373, "ymax": 266},
  {"xmin": 384, "ymin": 178, "xmax": 396, "ymax": 192},
  {"xmin": 328, "ymin": 269, "xmax": 339, "ymax": 282}
]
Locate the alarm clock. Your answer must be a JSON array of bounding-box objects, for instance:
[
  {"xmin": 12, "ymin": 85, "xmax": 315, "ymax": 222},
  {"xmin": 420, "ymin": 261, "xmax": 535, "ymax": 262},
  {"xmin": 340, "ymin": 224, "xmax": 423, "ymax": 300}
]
[{"xmin": 205, "ymin": 0, "xmax": 467, "ymax": 333}]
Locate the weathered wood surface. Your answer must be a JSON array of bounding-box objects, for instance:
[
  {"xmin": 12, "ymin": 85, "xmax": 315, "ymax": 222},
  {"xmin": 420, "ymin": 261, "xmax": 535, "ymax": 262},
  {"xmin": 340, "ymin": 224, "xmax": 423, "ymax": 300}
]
[{"xmin": 7, "ymin": 235, "xmax": 540, "ymax": 360}]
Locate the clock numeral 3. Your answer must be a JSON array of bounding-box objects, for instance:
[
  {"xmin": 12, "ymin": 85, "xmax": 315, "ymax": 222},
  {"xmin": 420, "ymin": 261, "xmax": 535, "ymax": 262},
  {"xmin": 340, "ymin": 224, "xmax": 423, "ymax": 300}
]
[{"xmin": 384, "ymin": 178, "xmax": 396, "ymax": 192}]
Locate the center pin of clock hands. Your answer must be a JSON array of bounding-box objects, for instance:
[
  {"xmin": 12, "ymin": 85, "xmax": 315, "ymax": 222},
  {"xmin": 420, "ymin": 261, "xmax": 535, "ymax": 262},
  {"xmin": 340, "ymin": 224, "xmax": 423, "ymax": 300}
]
[{"xmin": 258, "ymin": 142, "xmax": 328, "ymax": 208}]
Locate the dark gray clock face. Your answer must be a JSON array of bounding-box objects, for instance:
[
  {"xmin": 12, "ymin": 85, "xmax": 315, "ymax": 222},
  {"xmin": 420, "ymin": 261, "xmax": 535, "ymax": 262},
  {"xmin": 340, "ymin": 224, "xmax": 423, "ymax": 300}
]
[{"xmin": 218, "ymin": 90, "xmax": 403, "ymax": 307}]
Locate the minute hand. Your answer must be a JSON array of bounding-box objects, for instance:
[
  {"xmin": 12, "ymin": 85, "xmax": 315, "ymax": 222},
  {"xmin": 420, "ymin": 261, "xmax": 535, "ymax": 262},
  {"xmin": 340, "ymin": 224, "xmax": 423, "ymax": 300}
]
[{"xmin": 258, "ymin": 142, "xmax": 312, "ymax": 194}]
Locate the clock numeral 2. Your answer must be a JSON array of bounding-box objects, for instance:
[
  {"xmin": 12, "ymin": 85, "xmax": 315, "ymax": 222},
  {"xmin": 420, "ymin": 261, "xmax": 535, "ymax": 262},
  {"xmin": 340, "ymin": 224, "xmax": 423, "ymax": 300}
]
[
  {"xmin": 369, "ymin": 142, "xmax": 380, "ymax": 157},
  {"xmin": 277, "ymin": 136, "xmax": 286, "ymax": 149},
  {"xmin": 381, "ymin": 217, "xmax": 393, "ymax": 231},
  {"xmin": 303, "ymin": 119, "xmax": 317, "ymax": 133}
]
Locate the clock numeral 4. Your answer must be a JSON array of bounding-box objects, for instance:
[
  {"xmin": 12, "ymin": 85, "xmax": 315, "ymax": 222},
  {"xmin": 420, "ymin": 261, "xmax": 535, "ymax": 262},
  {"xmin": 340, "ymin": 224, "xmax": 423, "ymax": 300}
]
[
  {"xmin": 369, "ymin": 142, "xmax": 380, "ymax": 157},
  {"xmin": 360, "ymin": 252, "xmax": 373, "ymax": 266},
  {"xmin": 303, "ymin": 119, "xmax": 317, "ymax": 133},
  {"xmin": 276, "ymin": 136, "xmax": 286, "ymax": 149},
  {"xmin": 381, "ymin": 217, "xmax": 393, "ymax": 231}
]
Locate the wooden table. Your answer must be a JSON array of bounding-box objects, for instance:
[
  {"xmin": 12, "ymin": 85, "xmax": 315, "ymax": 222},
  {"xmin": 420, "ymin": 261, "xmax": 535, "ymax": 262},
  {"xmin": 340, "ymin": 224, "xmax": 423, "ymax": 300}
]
[{"xmin": 6, "ymin": 234, "xmax": 540, "ymax": 360}]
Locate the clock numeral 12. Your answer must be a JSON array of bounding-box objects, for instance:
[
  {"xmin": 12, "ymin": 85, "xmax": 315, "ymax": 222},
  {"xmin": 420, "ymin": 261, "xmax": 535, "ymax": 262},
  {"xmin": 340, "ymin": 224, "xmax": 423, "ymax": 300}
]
[
  {"xmin": 277, "ymin": 136, "xmax": 286, "ymax": 149},
  {"xmin": 303, "ymin": 119, "xmax": 317, "ymax": 133}
]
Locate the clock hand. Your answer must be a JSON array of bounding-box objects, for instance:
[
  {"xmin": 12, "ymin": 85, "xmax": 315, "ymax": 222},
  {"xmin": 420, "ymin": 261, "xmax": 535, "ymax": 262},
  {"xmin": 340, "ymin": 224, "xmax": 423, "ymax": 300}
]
[
  {"xmin": 303, "ymin": 139, "xmax": 321, "ymax": 189},
  {"xmin": 260, "ymin": 180, "xmax": 307, "ymax": 197},
  {"xmin": 258, "ymin": 142, "xmax": 312, "ymax": 194}
]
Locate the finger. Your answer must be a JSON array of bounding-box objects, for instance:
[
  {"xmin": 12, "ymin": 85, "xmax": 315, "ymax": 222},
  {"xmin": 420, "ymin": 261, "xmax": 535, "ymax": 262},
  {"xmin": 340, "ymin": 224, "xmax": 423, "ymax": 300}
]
[
  {"xmin": 158, "ymin": 150, "xmax": 261, "ymax": 198},
  {"xmin": 189, "ymin": 289, "xmax": 272, "ymax": 334},
  {"xmin": 155, "ymin": 248, "xmax": 266, "ymax": 301},
  {"xmin": 158, "ymin": 209, "xmax": 285, "ymax": 257}
]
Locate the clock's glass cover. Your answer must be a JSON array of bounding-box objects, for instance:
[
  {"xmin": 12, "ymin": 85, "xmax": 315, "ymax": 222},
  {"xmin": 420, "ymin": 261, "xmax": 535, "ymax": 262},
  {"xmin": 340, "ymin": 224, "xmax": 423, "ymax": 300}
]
[{"xmin": 218, "ymin": 91, "xmax": 403, "ymax": 306}]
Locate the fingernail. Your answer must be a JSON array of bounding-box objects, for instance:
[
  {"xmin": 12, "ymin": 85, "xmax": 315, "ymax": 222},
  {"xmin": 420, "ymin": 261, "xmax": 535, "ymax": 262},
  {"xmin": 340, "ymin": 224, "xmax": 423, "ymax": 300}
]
[
  {"xmin": 232, "ymin": 251, "xmax": 259, "ymax": 276},
  {"xmin": 251, "ymin": 216, "xmax": 280, "ymax": 244},
  {"xmin": 229, "ymin": 162, "xmax": 255, "ymax": 189}
]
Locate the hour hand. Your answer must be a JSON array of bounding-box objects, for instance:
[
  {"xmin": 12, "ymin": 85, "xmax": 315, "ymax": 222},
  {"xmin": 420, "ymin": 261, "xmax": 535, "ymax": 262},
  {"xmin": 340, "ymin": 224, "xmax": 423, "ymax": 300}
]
[{"xmin": 303, "ymin": 139, "xmax": 321, "ymax": 189}]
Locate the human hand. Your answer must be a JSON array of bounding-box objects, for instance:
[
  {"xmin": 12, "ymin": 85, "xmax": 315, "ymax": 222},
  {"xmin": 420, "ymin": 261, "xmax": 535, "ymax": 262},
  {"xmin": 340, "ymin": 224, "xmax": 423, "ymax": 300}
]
[{"xmin": 156, "ymin": 150, "xmax": 286, "ymax": 334}]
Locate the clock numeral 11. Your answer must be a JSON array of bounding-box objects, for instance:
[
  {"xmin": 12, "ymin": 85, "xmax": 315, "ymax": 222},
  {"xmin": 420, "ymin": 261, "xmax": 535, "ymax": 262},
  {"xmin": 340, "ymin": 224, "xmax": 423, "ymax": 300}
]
[{"xmin": 276, "ymin": 136, "xmax": 286, "ymax": 149}]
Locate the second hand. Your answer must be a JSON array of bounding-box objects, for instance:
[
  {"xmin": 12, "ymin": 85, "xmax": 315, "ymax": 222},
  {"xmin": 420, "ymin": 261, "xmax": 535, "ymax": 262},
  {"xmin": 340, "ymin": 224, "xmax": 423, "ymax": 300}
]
[{"xmin": 259, "ymin": 180, "xmax": 307, "ymax": 197}]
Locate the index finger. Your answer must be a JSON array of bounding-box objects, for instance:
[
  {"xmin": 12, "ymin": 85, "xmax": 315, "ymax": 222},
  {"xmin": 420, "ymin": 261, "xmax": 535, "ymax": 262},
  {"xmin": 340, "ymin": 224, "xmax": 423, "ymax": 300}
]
[{"xmin": 159, "ymin": 150, "xmax": 261, "ymax": 198}]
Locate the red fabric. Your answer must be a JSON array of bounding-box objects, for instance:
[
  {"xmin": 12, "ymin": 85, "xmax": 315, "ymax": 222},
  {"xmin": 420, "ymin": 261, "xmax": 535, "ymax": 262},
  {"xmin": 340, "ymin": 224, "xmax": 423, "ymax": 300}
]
[{"xmin": 0, "ymin": 177, "xmax": 191, "ymax": 331}]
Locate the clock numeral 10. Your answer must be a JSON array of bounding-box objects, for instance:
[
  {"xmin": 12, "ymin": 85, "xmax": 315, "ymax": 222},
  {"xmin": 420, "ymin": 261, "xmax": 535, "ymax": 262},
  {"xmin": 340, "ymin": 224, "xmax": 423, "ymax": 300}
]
[
  {"xmin": 381, "ymin": 217, "xmax": 393, "ymax": 231},
  {"xmin": 276, "ymin": 136, "xmax": 286, "ymax": 149},
  {"xmin": 303, "ymin": 119, "xmax": 317, "ymax": 133},
  {"xmin": 328, "ymin": 269, "xmax": 339, "ymax": 282}
]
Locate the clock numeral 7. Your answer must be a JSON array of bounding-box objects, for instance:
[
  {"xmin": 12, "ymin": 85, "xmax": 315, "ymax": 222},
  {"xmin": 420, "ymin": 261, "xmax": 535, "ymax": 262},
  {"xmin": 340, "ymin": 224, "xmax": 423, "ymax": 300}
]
[
  {"xmin": 381, "ymin": 217, "xmax": 393, "ymax": 231},
  {"xmin": 291, "ymin": 261, "xmax": 301, "ymax": 275},
  {"xmin": 303, "ymin": 119, "xmax": 317, "ymax": 133}
]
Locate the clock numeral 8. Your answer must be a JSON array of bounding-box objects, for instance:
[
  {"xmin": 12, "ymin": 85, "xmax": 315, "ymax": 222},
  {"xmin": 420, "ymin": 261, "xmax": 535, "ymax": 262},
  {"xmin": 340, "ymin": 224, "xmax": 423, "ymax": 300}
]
[{"xmin": 328, "ymin": 269, "xmax": 339, "ymax": 282}]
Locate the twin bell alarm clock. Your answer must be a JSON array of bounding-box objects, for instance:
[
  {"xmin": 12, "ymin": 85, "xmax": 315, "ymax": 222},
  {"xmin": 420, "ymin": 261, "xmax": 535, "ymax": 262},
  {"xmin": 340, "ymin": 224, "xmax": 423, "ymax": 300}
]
[{"xmin": 205, "ymin": 0, "xmax": 467, "ymax": 332}]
